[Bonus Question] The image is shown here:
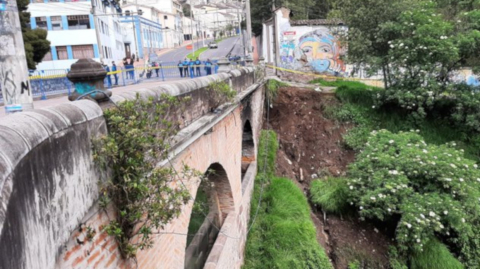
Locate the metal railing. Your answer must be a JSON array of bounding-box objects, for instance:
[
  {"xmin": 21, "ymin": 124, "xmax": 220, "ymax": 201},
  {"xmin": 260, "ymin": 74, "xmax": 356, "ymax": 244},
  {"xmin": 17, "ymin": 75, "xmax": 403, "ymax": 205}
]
[{"xmin": 0, "ymin": 59, "xmax": 247, "ymax": 103}]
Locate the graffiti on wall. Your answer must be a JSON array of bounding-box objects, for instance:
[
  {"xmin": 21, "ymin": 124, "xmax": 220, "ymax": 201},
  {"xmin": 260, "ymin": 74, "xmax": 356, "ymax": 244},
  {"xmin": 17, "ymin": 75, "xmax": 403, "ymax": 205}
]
[{"xmin": 280, "ymin": 26, "xmax": 346, "ymax": 76}]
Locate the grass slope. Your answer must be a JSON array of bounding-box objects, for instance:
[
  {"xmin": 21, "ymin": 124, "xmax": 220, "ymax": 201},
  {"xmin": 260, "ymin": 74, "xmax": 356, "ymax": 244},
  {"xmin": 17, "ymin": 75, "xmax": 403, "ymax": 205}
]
[{"xmin": 243, "ymin": 130, "xmax": 332, "ymax": 269}]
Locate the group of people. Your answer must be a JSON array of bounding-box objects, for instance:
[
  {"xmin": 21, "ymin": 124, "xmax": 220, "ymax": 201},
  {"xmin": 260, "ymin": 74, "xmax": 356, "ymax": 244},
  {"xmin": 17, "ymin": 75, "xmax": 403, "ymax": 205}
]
[
  {"xmin": 102, "ymin": 55, "xmax": 216, "ymax": 88},
  {"xmin": 178, "ymin": 58, "xmax": 214, "ymax": 78}
]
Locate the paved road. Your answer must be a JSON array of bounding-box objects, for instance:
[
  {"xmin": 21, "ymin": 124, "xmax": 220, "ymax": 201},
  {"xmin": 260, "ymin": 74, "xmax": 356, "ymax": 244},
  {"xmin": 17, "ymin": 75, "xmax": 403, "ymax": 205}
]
[
  {"xmin": 156, "ymin": 39, "xmax": 212, "ymax": 63},
  {"xmin": 200, "ymin": 36, "xmax": 241, "ymax": 61}
]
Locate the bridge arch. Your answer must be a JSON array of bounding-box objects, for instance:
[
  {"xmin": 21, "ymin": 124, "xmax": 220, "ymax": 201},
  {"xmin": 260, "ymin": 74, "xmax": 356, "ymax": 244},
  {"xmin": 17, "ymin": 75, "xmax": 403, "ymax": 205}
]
[
  {"xmin": 184, "ymin": 162, "xmax": 234, "ymax": 269},
  {"xmin": 241, "ymin": 120, "xmax": 255, "ymax": 179}
]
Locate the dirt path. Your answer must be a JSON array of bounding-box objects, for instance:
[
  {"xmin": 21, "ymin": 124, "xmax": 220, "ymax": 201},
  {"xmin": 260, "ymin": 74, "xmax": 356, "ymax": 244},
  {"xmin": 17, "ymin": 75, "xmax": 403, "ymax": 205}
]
[{"xmin": 267, "ymin": 86, "xmax": 391, "ymax": 269}]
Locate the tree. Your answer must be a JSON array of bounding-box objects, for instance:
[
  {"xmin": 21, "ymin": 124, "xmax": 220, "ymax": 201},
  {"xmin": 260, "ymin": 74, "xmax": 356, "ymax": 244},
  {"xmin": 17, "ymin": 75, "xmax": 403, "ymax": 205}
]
[{"xmin": 18, "ymin": 0, "xmax": 50, "ymax": 69}]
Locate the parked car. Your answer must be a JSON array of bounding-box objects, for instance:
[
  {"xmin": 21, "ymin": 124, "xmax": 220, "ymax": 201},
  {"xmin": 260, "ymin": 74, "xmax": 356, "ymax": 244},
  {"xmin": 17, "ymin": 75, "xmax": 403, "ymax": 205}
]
[{"xmin": 208, "ymin": 42, "xmax": 218, "ymax": 49}]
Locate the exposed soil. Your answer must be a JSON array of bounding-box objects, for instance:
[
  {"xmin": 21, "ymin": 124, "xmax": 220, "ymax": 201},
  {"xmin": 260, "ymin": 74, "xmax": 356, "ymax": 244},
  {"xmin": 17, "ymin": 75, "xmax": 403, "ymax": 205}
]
[{"xmin": 266, "ymin": 86, "xmax": 391, "ymax": 269}]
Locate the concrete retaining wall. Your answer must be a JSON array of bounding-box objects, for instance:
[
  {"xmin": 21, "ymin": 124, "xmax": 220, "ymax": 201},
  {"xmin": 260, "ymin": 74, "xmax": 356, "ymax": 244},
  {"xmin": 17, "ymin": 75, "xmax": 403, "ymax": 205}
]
[{"xmin": 0, "ymin": 66, "xmax": 263, "ymax": 269}]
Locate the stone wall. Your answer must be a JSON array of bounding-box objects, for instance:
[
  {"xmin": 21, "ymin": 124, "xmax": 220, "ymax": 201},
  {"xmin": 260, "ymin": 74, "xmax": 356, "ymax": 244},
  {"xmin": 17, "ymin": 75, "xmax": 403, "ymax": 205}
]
[{"xmin": 0, "ymin": 66, "xmax": 264, "ymax": 269}]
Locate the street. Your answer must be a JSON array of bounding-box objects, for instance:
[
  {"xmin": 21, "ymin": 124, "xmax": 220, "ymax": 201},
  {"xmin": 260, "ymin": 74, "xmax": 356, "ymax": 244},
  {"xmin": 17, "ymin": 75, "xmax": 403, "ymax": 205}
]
[{"xmin": 157, "ymin": 36, "xmax": 243, "ymax": 63}]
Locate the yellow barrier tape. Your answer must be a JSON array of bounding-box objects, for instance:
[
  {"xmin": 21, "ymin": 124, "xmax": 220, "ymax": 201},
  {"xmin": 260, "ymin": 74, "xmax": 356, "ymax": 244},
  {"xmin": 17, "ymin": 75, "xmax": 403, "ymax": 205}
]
[
  {"xmin": 266, "ymin": 65, "xmax": 384, "ymax": 86},
  {"xmin": 28, "ymin": 65, "xmax": 217, "ymax": 80}
]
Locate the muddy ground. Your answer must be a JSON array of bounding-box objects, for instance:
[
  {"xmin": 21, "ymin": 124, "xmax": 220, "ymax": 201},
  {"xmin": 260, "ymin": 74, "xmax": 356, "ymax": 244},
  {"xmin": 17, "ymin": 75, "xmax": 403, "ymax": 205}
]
[{"xmin": 265, "ymin": 86, "xmax": 391, "ymax": 269}]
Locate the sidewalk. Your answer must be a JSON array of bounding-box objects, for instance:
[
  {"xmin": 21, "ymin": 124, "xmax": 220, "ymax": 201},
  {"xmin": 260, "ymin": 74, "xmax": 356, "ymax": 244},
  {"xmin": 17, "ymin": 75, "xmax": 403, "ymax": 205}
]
[{"xmin": 0, "ymin": 77, "xmax": 191, "ymax": 118}]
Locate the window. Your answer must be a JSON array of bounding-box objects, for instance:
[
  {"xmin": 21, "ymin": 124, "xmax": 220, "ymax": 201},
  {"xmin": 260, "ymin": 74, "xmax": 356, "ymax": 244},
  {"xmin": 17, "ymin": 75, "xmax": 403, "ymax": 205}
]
[
  {"xmin": 67, "ymin": 15, "xmax": 90, "ymax": 30},
  {"xmin": 56, "ymin": 46, "xmax": 68, "ymax": 60},
  {"xmin": 104, "ymin": 46, "xmax": 108, "ymax": 58},
  {"xmin": 101, "ymin": 21, "xmax": 105, "ymax": 34},
  {"xmin": 72, "ymin": 45, "xmax": 94, "ymax": 59},
  {"xmin": 35, "ymin": 17, "xmax": 48, "ymax": 30},
  {"xmin": 42, "ymin": 51, "xmax": 52, "ymax": 61},
  {"xmin": 51, "ymin": 16, "xmax": 63, "ymax": 30},
  {"xmin": 164, "ymin": 15, "xmax": 168, "ymax": 20}
]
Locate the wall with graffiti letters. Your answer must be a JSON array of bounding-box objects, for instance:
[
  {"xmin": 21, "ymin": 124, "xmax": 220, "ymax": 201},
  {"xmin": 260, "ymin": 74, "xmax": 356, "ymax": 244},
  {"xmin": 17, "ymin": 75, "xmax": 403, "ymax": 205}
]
[{"xmin": 279, "ymin": 22, "xmax": 348, "ymax": 76}]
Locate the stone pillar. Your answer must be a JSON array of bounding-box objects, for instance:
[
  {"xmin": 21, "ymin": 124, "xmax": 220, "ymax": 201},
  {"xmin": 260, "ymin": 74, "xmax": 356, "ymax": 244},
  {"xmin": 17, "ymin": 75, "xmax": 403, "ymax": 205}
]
[
  {"xmin": 0, "ymin": 0, "xmax": 34, "ymax": 114},
  {"xmin": 245, "ymin": 57, "xmax": 254, "ymax": 67},
  {"xmin": 216, "ymin": 57, "xmax": 231, "ymax": 73},
  {"xmin": 67, "ymin": 59, "xmax": 112, "ymax": 102}
]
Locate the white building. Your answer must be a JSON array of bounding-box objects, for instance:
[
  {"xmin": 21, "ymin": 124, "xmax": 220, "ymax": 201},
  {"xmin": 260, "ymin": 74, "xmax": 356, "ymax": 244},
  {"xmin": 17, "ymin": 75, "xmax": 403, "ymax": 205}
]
[
  {"xmin": 28, "ymin": 0, "xmax": 126, "ymax": 70},
  {"xmin": 122, "ymin": 0, "xmax": 184, "ymax": 48}
]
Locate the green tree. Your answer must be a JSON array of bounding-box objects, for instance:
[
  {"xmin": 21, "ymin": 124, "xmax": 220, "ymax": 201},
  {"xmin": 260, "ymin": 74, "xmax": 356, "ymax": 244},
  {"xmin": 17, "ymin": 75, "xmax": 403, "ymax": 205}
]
[
  {"xmin": 18, "ymin": 0, "xmax": 50, "ymax": 69},
  {"xmin": 333, "ymin": 0, "xmax": 418, "ymax": 87}
]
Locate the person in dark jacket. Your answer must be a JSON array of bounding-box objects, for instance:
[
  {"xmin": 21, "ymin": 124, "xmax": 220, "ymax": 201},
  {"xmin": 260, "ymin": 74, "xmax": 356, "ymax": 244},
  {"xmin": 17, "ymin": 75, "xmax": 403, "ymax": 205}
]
[
  {"xmin": 112, "ymin": 61, "xmax": 118, "ymax": 85},
  {"xmin": 178, "ymin": 61, "xmax": 184, "ymax": 77},
  {"xmin": 195, "ymin": 57, "xmax": 202, "ymax": 77},
  {"xmin": 183, "ymin": 58, "xmax": 190, "ymax": 77},
  {"xmin": 104, "ymin": 63, "xmax": 112, "ymax": 87},
  {"xmin": 189, "ymin": 59, "xmax": 195, "ymax": 78},
  {"xmin": 205, "ymin": 59, "xmax": 213, "ymax": 75}
]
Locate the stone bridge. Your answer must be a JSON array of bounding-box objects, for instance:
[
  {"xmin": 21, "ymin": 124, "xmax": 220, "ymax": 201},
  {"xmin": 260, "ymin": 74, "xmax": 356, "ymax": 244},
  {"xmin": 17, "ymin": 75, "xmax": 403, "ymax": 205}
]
[{"xmin": 0, "ymin": 67, "xmax": 265, "ymax": 269}]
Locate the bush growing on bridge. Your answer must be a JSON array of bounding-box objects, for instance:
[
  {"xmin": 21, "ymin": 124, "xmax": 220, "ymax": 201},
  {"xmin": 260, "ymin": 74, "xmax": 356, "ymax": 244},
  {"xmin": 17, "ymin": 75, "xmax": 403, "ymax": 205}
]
[
  {"xmin": 206, "ymin": 80, "xmax": 236, "ymax": 111},
  {"xmin": 93, "ymin": 94, "xmax": 200, "ymax": 259},
  {"xmin": 345, "ymin": 130, "xmax": 480, "ymax": 267}
]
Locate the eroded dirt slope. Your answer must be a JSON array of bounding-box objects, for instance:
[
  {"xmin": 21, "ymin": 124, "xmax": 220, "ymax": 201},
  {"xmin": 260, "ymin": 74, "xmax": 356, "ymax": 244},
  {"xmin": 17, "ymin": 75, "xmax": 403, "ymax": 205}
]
[{"xmin": 266, "ymin": 86, "xmax": 391, "ymax": 269}]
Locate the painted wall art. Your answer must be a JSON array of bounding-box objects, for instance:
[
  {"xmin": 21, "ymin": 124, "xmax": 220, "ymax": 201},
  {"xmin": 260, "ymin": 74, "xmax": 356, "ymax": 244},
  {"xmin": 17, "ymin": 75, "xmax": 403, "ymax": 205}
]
[{"xmin": 280, "ymin": 25, "xmax": 347, "ymax": 76}]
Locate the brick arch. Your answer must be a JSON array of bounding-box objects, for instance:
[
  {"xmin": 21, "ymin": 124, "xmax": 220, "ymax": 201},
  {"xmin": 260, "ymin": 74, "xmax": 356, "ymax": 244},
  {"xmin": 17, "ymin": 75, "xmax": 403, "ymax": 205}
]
[
  {"xmin": 241, "ymin": 120, "xmax": 255, "ymax": 178},
  {"xmin": 204, "ymin": 162, "xmax": 235, "ymax": 223},
  {"xmin": 184, "ymin": 163, "xmax": 234, "ymax": 269}
]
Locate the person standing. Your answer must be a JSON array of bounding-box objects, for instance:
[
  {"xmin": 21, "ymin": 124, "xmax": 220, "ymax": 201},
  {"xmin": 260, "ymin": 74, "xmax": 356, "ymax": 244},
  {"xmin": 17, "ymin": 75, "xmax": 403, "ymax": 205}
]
[
  {"xmin": 178, "ymin": 60, "xmax": 184, "ymax": 77},
  {"xmin": 104, "ymin": 63, "xmax": 112, "ymax": 87},
  {"xmin": 205, "ymin": 59, "xmax": 213, "ymax": 75},
  {"xmin": 195, "ymin": 57, "xmax": 202, "ymax": 77},
  {"xmin": 183, "ymin": 58, "xmax": 190, "ymax": 77},
  {"xmin": 153, "ymin": 62, "xmax": 159, "ymax": 77},
  {"xmin": 189, "ymin": 59, "xmax": 195, "ymax": 78},
  {"xmin": 112, "ymin": 61, "xmax": 118, "ymax": 85}
]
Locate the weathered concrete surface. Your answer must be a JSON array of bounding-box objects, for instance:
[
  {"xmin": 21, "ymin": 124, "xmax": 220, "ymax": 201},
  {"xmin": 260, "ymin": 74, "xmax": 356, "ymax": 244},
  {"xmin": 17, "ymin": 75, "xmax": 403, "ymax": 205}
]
[
  {"xmin": 0, "ymin": 66, "xmax": 264, "ymax": 269},
  {"xmin": 0, "ymin": 101, "xmax": 107, "ymax": 269}
]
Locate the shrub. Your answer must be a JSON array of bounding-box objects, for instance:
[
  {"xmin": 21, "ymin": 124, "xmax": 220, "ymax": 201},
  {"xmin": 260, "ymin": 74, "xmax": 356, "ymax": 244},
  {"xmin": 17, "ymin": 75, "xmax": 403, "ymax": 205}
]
[
  {"xmin": 207, "ymin": 80, "xmax": 236, "ymax": 110},
  {"xmin": 410, "ymin": 238, "xmax": 463, "ymax": 269},
  {"xmin": 346, "ymin": 130, "xmax": 480, "ymax": 266},
  {"xmin": 266, "ymin": 79, "xmax": 289, "ymax": 104},
  {"xmin": 310, "ymin": 177, "xmax": 350, "ymax": 214}
]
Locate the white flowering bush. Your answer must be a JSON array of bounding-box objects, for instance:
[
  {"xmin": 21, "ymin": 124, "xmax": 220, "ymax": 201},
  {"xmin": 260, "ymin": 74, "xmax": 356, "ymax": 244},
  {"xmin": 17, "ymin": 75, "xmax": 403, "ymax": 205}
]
[{"xmin": 346, "ymin": 130, "xmax": 480, "ymax": 266}]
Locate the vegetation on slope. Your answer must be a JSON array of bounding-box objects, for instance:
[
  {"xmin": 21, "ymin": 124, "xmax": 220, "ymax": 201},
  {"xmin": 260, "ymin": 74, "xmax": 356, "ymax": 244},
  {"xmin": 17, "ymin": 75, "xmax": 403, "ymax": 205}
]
[
  {"xmin": 310, "ymin": 81, "xmax": 480, "ymax": 268},
  {"xmin": 244, "ymin": 130, "xmax": 332, "ymax": 269}
]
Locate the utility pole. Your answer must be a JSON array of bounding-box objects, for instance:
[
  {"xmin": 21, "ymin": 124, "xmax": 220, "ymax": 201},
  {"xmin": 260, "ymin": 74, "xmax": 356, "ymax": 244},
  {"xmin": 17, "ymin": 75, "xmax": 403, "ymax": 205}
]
[
  {"xmin": 189, "ymin": 0, "xmax": 195, "ymax": 53},
  {"xmin": 0, "ymin": 0, "xmax": 34, "ymax": 113},
  {"xmin": 91, "ymin": 0, "xmax": 104, "ymax": 62},
  {"xmin": 245, "ymin": 0, "xmax": 253, "ymax": 53}
]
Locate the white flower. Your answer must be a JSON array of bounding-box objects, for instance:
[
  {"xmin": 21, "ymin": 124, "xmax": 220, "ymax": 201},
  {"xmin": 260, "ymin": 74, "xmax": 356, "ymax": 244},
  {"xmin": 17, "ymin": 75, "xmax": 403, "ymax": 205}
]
[
  {"xmin": 420, "ymin": 214, "xmax": 425, "ymax": 219},
  {"xmin": 360, "ymin": 206, "xmax": 364, "ymax": 210},
  {"xmin": 444, "ymin": 211, "xmax": 448, "ymax": 215},
  {"xmin": 417, "ymin": 239, "xmax": 421, "ymax": 243},
  {"xmin": 406, "ymin": 223, "xmax": 412, "ymax": 229},
  {"xmin": 389, "ymin": 140, "xmax": 395, "ymax": 144},
  {"xmin": 390, "ymin": 44, "xmax": 395, "ymax": 48},
  {"xmin": 477, "ymin": 178, "xmax": 480, "ymax": 182},
  {"xmin": 423, "ymin": 149, "xmax": 428, "ymax": 154},
  {"xmin": 434, "ymin": 156, "xmax": 437, "ymax": 159},
  {"xmin": 459, "ymin": 178, "xmax": 464, "ymax": 182},
  {"xmin": 474, "ymin": 164, "xmax": 478, "ymax": 169},
  {"xmin": 350, "ymin": 186, "xmax": 354, "ymax": 190},
  {"xmin": 462, "ymin": 218, "xmax": 466, "ymax": 223},
  {"xmin": 372, "ymin": 105, "xmax": 376, "ymax": 109},
  {"xmin": 429, "ymin": 211, "xmax": 436, "ymax": 217},
  {"xmin": 370, "ymin": 196, "xmax": 376, "ymax": 201},
  {"xmin": 389, "ymin": 170, "xmax": 399, "ymax": 175},
  {"xmin": 388, "ymin": 208, "xmax": 392, "ymax": 212},
  {"xmin": 450, "ymin": 164, "xmax": 457, "ymax": 169},
  {"xmin": 445, "ymin": 178, "xmax": 452, "ymax": 182}
]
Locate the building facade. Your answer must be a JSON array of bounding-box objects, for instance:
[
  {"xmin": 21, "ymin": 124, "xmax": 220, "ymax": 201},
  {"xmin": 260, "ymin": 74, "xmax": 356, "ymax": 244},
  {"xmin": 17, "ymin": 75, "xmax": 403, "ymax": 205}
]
[{"xmin": 28, "ymin": 0, "xmax": 126, "ymax": 70}]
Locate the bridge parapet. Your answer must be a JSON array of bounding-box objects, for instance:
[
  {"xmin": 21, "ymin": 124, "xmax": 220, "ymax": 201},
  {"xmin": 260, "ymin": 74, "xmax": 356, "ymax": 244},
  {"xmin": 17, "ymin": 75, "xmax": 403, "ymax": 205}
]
[{"xmin": 0, "ymin": 66, "xmax": 264, "ymax": 269}]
